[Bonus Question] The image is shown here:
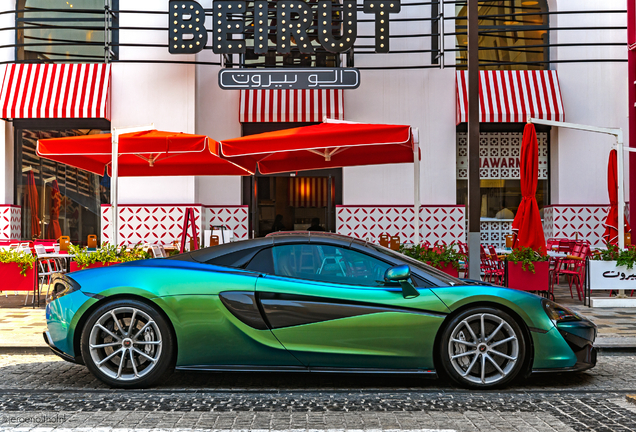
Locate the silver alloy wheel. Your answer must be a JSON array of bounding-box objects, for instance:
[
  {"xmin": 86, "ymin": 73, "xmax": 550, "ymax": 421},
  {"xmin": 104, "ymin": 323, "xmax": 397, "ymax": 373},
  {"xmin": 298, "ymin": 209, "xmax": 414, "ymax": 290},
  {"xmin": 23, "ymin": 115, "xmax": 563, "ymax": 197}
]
[
  {"xmin": 447, "ymin": 312, "xmax": 519, "ymax": 385},
  {"xmin": 88, "ymin": 307, "xmax": 163, "ymax": 381}
]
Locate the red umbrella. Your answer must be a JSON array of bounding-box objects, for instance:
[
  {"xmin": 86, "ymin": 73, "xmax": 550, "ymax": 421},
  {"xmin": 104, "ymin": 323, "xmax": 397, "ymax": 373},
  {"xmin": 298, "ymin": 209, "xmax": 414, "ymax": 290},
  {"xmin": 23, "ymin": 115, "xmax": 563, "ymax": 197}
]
[
  {"xmin": 602, "ymin": 149, "xmax": 631, "ymax": 245},
  {"xmin": 212, "ymin": 121, "xmax": 417, "ymax": 174},
  {"xmin": 37, "ymin": 130, "xmax": 252, "ymax": 176},
  {"xmin": 47, "ymin": 179, "xmax": 62, "ymax": 240},
  {"xmin": 25, "ymin": 170, "xmax": 41, "ymax": 239},
  {"xmin": 512, "ymin": 123, "xmax": 546, "ymax": 255}
]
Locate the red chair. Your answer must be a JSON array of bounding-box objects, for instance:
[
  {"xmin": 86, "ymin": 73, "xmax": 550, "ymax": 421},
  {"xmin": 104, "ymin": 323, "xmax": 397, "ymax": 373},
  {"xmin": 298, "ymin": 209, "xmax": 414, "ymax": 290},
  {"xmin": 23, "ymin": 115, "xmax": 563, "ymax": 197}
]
[
  {"xmin": 480, "ymin": 245, "xmax": 504, "ymax": 285},
  {"xmin": 551, "ymin": 243, "xmax": 590, "ymax": 301}
]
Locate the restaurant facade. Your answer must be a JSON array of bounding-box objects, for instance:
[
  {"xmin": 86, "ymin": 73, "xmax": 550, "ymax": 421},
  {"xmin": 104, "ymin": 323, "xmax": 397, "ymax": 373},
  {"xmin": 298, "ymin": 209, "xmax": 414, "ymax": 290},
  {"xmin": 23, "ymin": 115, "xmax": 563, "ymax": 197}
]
[{"xmin": 0, "ymin": 0, "xmax": 629, "ymax": 249}]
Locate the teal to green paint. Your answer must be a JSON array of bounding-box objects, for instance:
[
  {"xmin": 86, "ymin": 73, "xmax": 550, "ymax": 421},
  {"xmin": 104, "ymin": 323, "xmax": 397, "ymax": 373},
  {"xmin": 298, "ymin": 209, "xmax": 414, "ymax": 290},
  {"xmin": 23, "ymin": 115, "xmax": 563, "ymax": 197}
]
[{"xmin": 46, "ymin": 260, "xmax": 577, "ymax": 370}]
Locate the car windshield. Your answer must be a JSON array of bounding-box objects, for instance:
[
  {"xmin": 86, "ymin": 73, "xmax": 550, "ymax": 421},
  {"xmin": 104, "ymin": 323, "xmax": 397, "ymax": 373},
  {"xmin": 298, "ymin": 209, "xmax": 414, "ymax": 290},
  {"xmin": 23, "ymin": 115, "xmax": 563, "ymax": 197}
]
[{"xmin": 368, "ymin": 243, "xmax": 468, "ymax": 286}]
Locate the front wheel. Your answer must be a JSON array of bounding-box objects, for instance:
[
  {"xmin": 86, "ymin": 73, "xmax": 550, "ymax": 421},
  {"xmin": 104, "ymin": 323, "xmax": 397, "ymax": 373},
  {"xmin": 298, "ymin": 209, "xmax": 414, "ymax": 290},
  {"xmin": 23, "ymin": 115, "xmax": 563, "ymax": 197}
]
[
  {"xmin": 439, "ymin": 307, "xmax": 526, "ymax": 389},
  {"xmin": 81, "ymin": 299, "xmax": 175, "ymax": 388}
]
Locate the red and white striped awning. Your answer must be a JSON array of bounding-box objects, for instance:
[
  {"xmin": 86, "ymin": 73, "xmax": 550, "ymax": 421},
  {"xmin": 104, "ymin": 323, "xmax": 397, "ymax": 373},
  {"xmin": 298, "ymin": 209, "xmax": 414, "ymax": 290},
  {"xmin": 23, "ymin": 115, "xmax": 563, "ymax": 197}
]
[
  {"xmin": 239, "ymin": 89, "xmax": 344, "ymax": 123},
  {"xmin": 0, "ymin": 63, "xmax": 111, "ymax": 120},
  {"xmin": 456, "ymin": 70, "xmax": 564, "ymax": 124}
]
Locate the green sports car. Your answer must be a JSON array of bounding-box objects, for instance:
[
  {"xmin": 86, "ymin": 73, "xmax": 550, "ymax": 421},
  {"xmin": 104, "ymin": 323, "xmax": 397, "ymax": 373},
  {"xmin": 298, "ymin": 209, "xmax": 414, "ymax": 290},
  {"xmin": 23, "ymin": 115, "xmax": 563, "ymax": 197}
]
[{"xmin": 44, "ymin": 232, "xmax": 597, "ymax": 389}]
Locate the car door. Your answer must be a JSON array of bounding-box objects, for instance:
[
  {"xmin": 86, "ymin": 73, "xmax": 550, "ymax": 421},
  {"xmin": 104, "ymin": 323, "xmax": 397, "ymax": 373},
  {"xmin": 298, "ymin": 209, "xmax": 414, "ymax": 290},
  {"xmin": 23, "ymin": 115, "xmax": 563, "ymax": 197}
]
[{"xmin": 253, "ymin": 243, "xmax": 450, "ymax": 370}]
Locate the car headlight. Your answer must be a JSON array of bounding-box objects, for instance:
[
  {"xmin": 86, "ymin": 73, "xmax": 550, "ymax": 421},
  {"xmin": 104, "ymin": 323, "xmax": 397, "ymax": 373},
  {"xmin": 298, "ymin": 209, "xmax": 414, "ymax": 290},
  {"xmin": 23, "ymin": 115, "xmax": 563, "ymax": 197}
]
[
  {"xmin": 47, "ymin": 274, "xmax": 81, "ymax": 304},
  {"xmin": 542, "ymin": 299, "xmax": 582, "ymax": 324}
]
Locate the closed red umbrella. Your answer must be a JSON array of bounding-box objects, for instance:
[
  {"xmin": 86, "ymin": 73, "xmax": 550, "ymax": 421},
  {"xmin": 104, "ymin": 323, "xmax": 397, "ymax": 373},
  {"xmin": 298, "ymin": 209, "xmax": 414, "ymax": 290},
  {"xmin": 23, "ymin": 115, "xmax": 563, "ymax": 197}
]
[
  {"xmin": 512, "ymin": 123, "xmax": 546, "ymax": 255},
  {"xmin": 602, "ymin": 149, "xmax": 631, "ymax": 245},
  {"xmin": 25, "ymin": 170, "xmax": 41, "ymax": 239},
  {"xmin": 47, "ymin": 179, "xmax": 62, "ymax": 240}
]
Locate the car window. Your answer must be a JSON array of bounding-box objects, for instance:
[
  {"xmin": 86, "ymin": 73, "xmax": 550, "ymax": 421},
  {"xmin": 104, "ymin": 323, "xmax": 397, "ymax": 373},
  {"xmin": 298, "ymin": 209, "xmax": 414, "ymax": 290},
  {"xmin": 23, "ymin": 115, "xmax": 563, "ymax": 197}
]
[
  {"xmin": 271, "ymin": 244, "xmax": 392, "ymax": 287},
  {"xmin": 245, "ymin": 248, "xmax": 274, "ymax": 274}
]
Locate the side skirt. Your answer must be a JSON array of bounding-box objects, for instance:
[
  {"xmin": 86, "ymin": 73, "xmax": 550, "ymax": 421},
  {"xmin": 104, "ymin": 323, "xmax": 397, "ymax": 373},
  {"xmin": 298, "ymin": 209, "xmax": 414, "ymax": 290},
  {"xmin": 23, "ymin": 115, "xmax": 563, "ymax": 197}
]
[{"xmin": 176, "ymin": 365, "xmax": 437, "ymax": 377}]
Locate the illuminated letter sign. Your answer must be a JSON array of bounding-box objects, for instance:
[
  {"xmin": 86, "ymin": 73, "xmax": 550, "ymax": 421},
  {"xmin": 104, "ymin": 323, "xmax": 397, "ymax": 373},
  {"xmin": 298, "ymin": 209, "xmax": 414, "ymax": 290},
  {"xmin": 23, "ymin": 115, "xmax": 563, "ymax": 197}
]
[
  {"xmin": 168, "ymin": 0, "xmax": 400, "ymax": 55},
  {"xmin": 169, "ymin": 0, "xmax": 208, "ymax": 54}
]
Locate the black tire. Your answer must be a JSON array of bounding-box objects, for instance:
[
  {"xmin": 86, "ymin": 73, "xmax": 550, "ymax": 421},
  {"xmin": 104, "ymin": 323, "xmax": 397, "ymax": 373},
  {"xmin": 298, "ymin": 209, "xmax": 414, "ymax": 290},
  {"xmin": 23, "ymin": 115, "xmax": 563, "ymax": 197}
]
[
  {"xmin": 439, "ymin": 306, "xmax": 526, "ymax": 389},
  {"xmin": 81, "ymin": 299, "xmax": 175, "ymax": 388}
]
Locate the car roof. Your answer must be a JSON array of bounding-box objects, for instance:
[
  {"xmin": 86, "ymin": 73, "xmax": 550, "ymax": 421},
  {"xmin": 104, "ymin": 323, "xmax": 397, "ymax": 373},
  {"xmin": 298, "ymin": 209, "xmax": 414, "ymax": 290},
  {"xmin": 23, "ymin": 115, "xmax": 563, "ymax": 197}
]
[{"xmin": 170, "ymin": 231, "xmax": 368, "ymax": 263}]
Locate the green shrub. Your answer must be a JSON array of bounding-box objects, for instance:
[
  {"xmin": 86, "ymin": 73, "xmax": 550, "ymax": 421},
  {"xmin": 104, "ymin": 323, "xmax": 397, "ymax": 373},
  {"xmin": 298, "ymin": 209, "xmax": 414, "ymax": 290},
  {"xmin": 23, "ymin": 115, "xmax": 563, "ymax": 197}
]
[
  {"xmin": 399, "ymin": 242, "xmax": 466, "ymax": 270},
  {"xmin": 507, "ymin": 247, "xmax": 549, "ymax": 273},
  {"xmin": 0, "ymin": 249, "xmax": 36, "ymax": 276}
]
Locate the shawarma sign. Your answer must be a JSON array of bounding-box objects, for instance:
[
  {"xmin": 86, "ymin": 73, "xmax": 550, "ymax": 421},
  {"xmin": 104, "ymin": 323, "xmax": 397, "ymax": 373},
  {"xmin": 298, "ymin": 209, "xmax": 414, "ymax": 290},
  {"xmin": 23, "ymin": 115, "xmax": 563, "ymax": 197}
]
[{"xmin": 169, "ymin": 0, "xmax": 400, "ymax": 88}]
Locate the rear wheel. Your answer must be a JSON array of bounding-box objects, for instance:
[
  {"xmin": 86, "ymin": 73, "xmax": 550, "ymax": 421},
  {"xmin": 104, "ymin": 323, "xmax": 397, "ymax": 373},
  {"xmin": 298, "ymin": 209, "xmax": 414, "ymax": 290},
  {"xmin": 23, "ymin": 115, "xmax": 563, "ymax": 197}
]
[
  {"xmin": 81, "ymin": 299, "xmax": 174, "ymax": 388},
  {"xmin": 439, "ymin": 307, "xmax": 526, "ymax": 389}
]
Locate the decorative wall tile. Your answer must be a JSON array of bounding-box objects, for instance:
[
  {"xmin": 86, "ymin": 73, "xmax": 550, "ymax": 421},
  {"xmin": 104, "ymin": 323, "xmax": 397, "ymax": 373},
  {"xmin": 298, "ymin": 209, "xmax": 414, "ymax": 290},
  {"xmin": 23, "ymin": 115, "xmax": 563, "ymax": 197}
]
[
  {"xmin": 457, "ymin": 132, "xmax": 548, "ymax": 180},
  {"xmin": 547, "ymin": 205, "xmax": 609, "ymax": 247},
  {"xmin": 205, "ymin": 206, "xmax": 249, "ymax": 240},
  {"xmin": 0, "ymin": 206, "xmax": 21, "ymax": 241},
  {"xmin": 101, "ymin": 205, "xmax": 202, "ymax": 246},
  {"xmin": 336, "ymin": 205, "xmax": 465, "ymax": 245}
]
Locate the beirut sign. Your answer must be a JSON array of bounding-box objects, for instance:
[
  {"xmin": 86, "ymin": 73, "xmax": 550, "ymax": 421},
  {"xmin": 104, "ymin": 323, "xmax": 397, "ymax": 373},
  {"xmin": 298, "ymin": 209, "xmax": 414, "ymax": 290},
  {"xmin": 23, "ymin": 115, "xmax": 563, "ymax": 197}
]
[{"xmin": 169, "ymin": 0, "xmax": 401, "ymax": 89}]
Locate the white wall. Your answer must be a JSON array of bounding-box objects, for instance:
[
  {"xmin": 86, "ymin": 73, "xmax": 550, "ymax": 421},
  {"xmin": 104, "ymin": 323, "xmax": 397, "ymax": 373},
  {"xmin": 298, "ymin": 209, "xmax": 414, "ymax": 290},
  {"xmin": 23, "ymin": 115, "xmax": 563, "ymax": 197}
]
[
  {"xmin": 194, "ymin": 59, "xmax": 243, "ymax": 205},
  {"xmin": 115, "ymin": 0, "xmax": 198, "ymax": 205},
  {"xmin": 550, "ymin": 0, "xmax": 629, "ymax": 205},
  {"xmin": 343, "ymin": 68, "xmax": 457, "ymax": 205},
  {"xmin": 0, "ymin": 119, "xmax": 13, "ymax": 205},
  {"xmin": 0, "ymin": 4, "xmax": 13, "ymax": 205}
]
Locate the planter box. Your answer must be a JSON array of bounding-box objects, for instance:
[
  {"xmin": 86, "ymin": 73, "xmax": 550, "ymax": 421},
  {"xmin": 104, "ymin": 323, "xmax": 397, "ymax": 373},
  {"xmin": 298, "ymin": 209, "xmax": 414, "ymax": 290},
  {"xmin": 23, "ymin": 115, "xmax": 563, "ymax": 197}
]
[
  {"xmin": 587, "ymin": 260, "xmax": 636, "ymax": 307},
  {"xmin": 0, "ymin": 262, "xmax": 37, "ymax": 292},
  {"xmin": 70, "ymin": 261, "xmax": 121, "ymax": 272},
  {"xmin": 429, "ymin": 262, "xmax": 459, "ymax": 278},
  {"xmin": 506, "ymin": 261, "xmax": 550, "ymax": 292}
]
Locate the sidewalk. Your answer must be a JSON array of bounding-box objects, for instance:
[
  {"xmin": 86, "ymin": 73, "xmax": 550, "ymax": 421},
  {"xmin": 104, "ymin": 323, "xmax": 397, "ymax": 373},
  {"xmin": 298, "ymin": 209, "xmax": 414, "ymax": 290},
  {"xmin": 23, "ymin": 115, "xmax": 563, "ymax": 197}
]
[{"xmin": 0, "ymin": 285, "xmax": 635, "ymax": 350}]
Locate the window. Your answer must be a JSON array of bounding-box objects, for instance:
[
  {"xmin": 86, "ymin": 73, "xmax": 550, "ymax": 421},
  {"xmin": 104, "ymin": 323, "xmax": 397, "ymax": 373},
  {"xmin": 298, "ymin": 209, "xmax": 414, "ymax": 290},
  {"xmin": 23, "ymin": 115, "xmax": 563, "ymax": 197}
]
[
  {"xmin": 455, "ymin": 0, "xmax": 549, "ymax": 70},
  {"xmin": 16, "ymin": 129, "xmax": 108, "ymax": 244},
  {"xmin": 271, "ymin": 244, "xmax": 392, "ymax": 287},
  {"xmin": 16, "ymin": 0, "xmax": 118, "ymax": 63}
]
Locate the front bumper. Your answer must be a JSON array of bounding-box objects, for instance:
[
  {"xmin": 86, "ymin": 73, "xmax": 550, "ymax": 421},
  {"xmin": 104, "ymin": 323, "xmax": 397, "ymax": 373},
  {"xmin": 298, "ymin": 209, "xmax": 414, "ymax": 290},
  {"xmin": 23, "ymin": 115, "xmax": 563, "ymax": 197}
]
[{"xmin": 533, "ymin": 318, "xmax": 597, "ymax": 373}]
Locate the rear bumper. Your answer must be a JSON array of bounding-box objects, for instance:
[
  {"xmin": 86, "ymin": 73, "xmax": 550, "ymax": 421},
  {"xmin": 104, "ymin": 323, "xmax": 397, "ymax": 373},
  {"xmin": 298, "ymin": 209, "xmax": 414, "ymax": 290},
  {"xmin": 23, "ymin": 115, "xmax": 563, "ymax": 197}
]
[{"xmin": 43, "ymin": 331, "xmax": 81, "ymax": 364}]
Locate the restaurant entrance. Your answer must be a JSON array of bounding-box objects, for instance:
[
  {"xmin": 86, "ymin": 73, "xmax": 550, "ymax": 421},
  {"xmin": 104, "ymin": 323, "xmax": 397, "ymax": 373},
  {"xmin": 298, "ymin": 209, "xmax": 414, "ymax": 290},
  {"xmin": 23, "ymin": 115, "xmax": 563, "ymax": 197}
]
[{"xmin": 243, "ymin": 169, "xmax": 342, "ymax": 238}]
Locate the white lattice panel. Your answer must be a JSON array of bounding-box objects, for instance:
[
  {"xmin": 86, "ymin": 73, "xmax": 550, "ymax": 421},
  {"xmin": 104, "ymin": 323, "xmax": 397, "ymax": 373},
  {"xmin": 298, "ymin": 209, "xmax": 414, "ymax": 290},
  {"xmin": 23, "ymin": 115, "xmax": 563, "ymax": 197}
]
[
  {"xmin": 101, "ymin": 205, "xmax": 202, "ymax": 246},
  {"xmin": 549, "ymin": 206, "xmax": 609, "ymax": 247},
  {"xmin": 457, "ymin": 132, "xmax": 548, "ymax": 180},
  {"xmin": 542, "ymin": 207, "xmax": 554, "ymax": 240},
  {"xmin": 480, "ymin": 220, "xmax": 513, "ymax": 249},
  {"xmin": 205, "ymin": 206, "xmax": 249, "ymax": 240},
  {"xmin": 336, "ymin": 206, "xmax": 465, "ymax": 245},
  {"xmin": 0, "ymin": 206, "xmax": 21, "ymax": 241}
]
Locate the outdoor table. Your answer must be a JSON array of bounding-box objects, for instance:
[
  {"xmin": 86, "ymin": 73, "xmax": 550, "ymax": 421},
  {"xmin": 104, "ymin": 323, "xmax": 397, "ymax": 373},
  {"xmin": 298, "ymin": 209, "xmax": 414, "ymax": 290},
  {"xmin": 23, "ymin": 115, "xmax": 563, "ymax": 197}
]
[{"xmin": 546, "ymin": 251, "xmax": 568, "ymax": 258}]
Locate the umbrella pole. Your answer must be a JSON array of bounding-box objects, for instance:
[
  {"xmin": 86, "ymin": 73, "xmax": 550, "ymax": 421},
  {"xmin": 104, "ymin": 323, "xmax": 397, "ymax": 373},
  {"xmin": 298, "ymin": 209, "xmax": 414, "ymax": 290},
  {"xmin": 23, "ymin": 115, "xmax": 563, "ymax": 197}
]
[
  {"xmin": 413, "ymin": 128, "xmax": 420, "ymax": 245},
  {"xmin": 109, "ymin": 124, "xmax": 155, "ymax": 247},
  {"xmin": 111, "ymin": 129, "xmax": 119, "ymax": 247}
]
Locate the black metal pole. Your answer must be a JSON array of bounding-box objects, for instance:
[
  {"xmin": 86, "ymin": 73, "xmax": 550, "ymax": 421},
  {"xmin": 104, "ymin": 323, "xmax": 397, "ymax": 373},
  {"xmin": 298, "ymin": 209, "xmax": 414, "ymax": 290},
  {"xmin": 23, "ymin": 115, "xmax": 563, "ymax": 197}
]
[{"xmin": 467, "ymin": 0, "xmax": 481, "ymax": 279}]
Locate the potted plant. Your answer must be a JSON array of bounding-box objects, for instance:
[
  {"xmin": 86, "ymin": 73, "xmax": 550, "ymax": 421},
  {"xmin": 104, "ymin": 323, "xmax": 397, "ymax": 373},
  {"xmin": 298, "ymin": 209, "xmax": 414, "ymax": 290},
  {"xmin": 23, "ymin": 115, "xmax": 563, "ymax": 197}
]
[
  {"xmin": 588, "ymin": 243, "xmax": 636, "ymax": 296},
  {"xmin": 69, "ymin": 243, "xmax": 151, "ymax": 272},
  {"xmin": 0, "ymin": 249, "xmax": 37, "ymax": 292},
  {"xmin": 399, "ymin": 242, "xmax": 466, "ymax": 277},
  {"xmin": 505, "ymin": 247, "xmax": 551, "ymax": 292}
]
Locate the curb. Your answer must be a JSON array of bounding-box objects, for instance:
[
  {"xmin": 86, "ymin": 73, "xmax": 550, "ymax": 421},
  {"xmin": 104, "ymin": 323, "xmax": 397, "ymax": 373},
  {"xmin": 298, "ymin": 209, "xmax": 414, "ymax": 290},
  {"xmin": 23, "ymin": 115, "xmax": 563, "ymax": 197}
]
[{"xmin": 0, "ymin": 346, "xmax": 52, "ymax": 355}]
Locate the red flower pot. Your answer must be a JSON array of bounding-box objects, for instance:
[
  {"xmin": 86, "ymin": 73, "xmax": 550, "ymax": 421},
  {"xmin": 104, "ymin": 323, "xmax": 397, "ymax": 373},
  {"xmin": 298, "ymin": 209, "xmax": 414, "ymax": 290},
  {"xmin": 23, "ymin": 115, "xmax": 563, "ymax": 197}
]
[
  {"xmin": 427, "ymin": 261, "xmax": 460, "ymax": 278},
  {"xmin": 506, "ymin": 261, "xmax": 550, "ymax": 292},
  {"xmin": 70, "ymin": 261, "xmax": 121, "ymax": 272},
  {"xmin": 0, "ymin": 262, "xmax": 37, "ymax": 292}
]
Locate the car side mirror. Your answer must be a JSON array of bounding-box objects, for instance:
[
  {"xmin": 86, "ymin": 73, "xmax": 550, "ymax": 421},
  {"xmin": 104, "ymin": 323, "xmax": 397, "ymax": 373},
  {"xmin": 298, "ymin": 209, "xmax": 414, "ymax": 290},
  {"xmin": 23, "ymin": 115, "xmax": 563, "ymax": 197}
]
[{"xmin": 384, "ymin": 265, "xmax": 420, "ymax": 299}]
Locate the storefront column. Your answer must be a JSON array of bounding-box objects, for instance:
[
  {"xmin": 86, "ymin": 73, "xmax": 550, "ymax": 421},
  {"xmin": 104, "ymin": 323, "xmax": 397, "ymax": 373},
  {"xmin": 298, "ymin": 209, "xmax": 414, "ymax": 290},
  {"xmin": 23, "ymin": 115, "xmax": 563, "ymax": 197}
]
[{"xmin": 0, "ymin": 120, "xmax": 13, "ymax": 205}]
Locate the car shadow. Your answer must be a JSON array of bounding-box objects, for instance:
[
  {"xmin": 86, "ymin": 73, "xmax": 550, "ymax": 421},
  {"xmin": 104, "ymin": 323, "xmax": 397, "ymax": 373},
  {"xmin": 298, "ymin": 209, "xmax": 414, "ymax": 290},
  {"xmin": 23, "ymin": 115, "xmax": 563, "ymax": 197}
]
[{"xmin": 0, "ymin": 358, "xmax": 601, "ymax": 391}]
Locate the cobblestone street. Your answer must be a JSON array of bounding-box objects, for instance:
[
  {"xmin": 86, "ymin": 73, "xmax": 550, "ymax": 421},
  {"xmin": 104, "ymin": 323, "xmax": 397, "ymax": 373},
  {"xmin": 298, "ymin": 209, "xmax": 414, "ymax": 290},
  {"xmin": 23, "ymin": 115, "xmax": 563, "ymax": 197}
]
[{"xmin": 0, "ymin": 353, "xmax": 634, "ymax": 431}]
